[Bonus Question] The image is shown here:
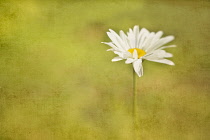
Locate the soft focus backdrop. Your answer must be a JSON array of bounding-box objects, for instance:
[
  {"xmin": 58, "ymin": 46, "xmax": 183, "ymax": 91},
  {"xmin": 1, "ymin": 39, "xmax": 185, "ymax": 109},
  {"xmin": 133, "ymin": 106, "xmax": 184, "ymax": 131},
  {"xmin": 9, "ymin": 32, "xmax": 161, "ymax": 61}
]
[{"xmin": 0, "ymin": 0, "xmax": 210, "ymax": 139}]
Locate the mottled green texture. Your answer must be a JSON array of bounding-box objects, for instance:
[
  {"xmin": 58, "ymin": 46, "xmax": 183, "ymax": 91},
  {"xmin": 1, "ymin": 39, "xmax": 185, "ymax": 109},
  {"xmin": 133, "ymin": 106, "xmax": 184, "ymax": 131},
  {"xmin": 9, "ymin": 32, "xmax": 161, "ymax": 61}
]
[{"xmin": 0, "ymin": 0, "xmax": 210, "ymax": 139}]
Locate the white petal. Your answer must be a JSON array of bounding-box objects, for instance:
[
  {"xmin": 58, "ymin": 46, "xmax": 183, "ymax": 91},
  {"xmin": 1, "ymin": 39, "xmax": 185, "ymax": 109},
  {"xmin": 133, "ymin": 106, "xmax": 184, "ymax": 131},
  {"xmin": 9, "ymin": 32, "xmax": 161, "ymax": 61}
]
[
  {"xmin": 107, "ymin": 32, "xmax": 126, "ymax": 51},
  {"xmin": 109, "ymin": 29, "xmax": 128, "ymax": 50},
  {"xmin": 158, "ymin": 45, "xmax": 176, "ymax": 50},
  {"xmin": 133, "ymin": 25, "xmax": 139, "ymax": 33},
  {"xmin": 114, "ymin": 51, "xmax": 124, "ymax": 58},
  {"xmin": 155, "ymin": 50, "xmax": 173, "ymax": 58},
  {"xmin": 125, "ymin": 51, "xmax": 133, "ymax": 58},
  {"xmin": 127, "ymin": 29, "xmax": 136, "ymax": 48},
  {"xmin": 119, "ymin": 30, "xmax": 130, "ymax": 50},
  {"xmin": 152, "ymin": 36, "xmax": 175, "ymax": 50},
  {"xmin": 125, "ymin": 58, "xmax": 135, "ymax": 64},
  {"xmin": 133, "ymin": 59, "xmax": 143, "ymax": 77},
  {"xmin": 138, "ymin": 28, "xmax": 150, "ymax": 49},
  {"xmin": 114, "ymin": 51, "xmax": 131, "ymax": 59},
  {"xmin": 101, "ymin": 42, "xmax": 119, "ymax": 51},
  {"xmin": 144, "ymin": 50, "xmax": 173, "ymax": 59},
  {"xmin": 142, "ymin": 32, "xmax": 155, "ymax": 51},
  {"xmin": 107, "ymin": 48, "xmax": 114, "ymax": 51},
  {"xmin": 107, "ymin": 32, "xmax": 121, "ymax": 47},
  {"xmin": 164, "ymin": 52, "xmax": 173, "ymax": 58},
  {"xmin": 112, "ymin": 57, "xmax": 123, "ymax": 62},
  {"xmin": 154, "ymin": 31, "xmax": 163, "ymax": 40},
  {"xmin": 133, "ymin": 49, "xmax": 138, "ymax": 59},
  {"xmin": 133, "ymin": 26, "xmax": 139, "ymax": 47},
  {"xmin": 146, "ymin": 31, "xmax": 163, "ymax": 52},
  {"xmin": 146, "ymin": 59, "xmax": 175, "ymax": 65},
  {"xmin": 128, "ymin": 28, "xmax": 133, "ymax": 34}
]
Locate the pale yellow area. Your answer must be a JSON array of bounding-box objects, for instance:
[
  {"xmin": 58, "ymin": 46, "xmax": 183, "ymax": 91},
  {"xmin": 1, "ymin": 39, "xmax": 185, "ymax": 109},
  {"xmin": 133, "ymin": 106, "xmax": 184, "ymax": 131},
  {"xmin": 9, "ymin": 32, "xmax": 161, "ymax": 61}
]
[{"xmin": 0, "ymin": 0, "xmax": 210, "ymax": 140}]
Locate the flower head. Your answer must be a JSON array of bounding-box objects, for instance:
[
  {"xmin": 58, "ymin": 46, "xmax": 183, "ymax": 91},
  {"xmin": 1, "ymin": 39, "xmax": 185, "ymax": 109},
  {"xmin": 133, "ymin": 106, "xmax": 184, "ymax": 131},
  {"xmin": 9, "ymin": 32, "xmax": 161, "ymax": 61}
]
[{"xmin": 102, "ymin": 25, "xmax": 176, "ymax": 77}]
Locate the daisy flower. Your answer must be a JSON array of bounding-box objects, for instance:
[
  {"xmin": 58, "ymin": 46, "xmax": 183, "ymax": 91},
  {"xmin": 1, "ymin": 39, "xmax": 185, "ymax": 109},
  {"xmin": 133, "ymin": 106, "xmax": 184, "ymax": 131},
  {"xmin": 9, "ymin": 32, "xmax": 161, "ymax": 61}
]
[{"xmin": 102, "ymin": 25, "xmax": 176, "ymax": 77}]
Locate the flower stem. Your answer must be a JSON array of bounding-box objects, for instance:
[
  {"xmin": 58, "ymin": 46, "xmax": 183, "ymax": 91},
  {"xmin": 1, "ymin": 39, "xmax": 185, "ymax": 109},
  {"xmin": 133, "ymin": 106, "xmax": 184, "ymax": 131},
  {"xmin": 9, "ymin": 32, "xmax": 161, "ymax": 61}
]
[{"xmin": 133, "ymin": 69, "xmax": 138, "ymax": 139}]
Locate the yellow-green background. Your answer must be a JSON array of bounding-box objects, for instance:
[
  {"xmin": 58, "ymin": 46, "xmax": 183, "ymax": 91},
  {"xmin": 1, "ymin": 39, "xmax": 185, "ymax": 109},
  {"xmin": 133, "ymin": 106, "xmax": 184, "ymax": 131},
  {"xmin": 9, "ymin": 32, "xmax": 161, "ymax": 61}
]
[{"xmin": 0, "ymin": 0, "xmax": 210, "ymax": 139}]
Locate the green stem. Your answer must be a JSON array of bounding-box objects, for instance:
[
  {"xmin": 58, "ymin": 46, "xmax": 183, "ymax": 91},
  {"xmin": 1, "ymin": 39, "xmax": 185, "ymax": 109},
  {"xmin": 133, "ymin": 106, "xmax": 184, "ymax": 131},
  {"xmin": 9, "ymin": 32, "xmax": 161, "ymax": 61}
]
[{"xmin": 133, "ymin": 69, "xmax": 137, "ymax": 139}]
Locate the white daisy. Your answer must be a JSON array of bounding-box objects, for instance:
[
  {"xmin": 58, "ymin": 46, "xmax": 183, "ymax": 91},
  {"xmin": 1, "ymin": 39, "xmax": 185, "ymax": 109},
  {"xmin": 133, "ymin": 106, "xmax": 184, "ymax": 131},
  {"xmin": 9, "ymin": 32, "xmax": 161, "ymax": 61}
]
[{"xmin": 102, "ymin": 25, "xmax": 176, "ymax": 77}]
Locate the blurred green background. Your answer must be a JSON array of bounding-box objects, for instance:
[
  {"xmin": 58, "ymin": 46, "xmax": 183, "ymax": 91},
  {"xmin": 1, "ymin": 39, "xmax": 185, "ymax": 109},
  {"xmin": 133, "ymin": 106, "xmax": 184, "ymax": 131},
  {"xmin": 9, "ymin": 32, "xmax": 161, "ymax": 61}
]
[{"xmin": 0, "ymin": 0, "xmax": 210, "ymax": 139}]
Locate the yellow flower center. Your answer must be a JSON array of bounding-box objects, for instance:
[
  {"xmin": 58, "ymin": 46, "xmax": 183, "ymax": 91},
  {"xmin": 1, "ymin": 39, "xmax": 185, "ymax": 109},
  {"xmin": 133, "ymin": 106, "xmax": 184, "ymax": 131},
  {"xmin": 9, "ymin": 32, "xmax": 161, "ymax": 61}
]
[{"xmin": 128, "ymin": 48, "xmax": 146, "ymax": 58}]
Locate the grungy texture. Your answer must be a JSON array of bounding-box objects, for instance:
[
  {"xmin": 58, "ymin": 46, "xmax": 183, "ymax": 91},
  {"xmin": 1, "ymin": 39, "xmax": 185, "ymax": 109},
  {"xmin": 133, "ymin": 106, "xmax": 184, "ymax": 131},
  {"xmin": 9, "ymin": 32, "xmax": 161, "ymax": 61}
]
[{"xmin": 0, "ymin": 0, "xmax": 210, "ymax": 140}]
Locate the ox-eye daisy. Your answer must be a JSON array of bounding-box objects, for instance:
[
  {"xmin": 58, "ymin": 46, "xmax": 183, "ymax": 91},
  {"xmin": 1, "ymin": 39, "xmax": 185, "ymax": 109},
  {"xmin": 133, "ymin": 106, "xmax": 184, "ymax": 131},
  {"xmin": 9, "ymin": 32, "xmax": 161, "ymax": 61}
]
[{"xmin": 102, "ymin": 25, "xmax": 176, "ymax": 77}]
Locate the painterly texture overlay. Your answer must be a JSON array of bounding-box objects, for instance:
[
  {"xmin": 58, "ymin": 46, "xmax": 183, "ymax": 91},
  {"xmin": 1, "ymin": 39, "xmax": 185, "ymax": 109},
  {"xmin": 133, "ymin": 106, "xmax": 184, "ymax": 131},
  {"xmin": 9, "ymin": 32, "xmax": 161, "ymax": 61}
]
[{"xmin": 0, "ymin": 0, "xmax": 210, "ymax": 139}]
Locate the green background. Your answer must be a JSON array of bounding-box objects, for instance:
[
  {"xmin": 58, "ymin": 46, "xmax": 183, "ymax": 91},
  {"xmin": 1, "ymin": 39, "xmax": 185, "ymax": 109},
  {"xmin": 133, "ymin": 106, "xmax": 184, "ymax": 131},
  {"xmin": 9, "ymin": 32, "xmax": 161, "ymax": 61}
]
[{"xmin": 0, "ymin": 0, "xmax": 210, "ymax": 139}]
